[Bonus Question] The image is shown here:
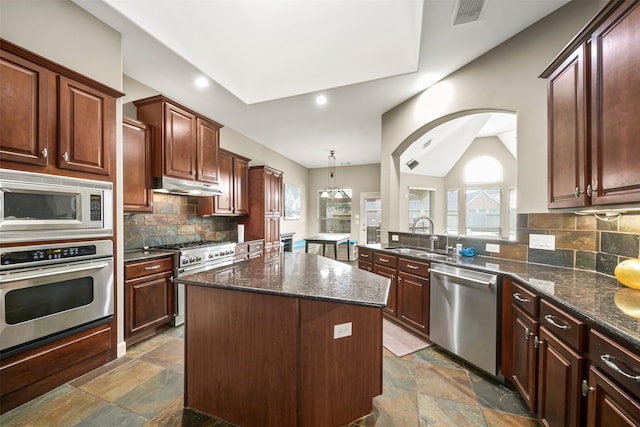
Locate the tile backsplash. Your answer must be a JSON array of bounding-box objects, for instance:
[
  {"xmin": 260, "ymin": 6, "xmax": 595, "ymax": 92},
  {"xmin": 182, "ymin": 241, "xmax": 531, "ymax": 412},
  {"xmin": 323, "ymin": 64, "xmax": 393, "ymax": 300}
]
[
  {"xmin": 389, "ymin": 212, "xmax": 640, "ymax": 276},
  {"xmin": 123, "ymin": 193, "xmax": 239, "ymax": 251}
]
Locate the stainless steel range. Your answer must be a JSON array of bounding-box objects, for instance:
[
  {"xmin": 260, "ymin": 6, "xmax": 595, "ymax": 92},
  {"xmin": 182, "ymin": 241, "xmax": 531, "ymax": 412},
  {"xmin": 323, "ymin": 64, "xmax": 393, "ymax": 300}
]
[{"xmin": 151, "ymin": 241, "xmax": 236, "ymax": 326}]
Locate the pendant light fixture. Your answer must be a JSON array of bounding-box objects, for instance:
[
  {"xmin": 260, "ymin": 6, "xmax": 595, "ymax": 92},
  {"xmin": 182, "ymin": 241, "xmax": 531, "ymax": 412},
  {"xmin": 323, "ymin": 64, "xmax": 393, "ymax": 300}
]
[{"xmin": 321, "ymin": 150, "xmax": 350, "ymax": 199}]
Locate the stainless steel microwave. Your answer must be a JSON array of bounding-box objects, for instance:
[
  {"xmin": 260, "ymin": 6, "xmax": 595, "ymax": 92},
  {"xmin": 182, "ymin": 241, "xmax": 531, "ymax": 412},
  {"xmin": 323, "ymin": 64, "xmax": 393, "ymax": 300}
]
[{"xmin": 0, "ymin": 169, "xmax": 113, "ymax": 243}]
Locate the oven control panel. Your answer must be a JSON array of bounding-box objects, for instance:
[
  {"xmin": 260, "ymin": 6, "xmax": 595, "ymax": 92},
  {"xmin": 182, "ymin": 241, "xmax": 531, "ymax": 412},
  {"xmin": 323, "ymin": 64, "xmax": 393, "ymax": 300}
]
[{"xmin": 0, "ymin": 240, "xmax": 112, "ymax": 269}]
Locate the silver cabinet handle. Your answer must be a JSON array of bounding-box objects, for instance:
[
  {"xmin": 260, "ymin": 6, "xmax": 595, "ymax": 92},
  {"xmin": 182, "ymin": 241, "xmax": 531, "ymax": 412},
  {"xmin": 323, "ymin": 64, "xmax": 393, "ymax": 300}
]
[
  {"xmin": 62, "ymin": 151, "xmax": 69, "ymax": 162},
  {"xmin": 407, "ymin": 264, "xmax": 419, "ymax": 270},
  {"xmin": 41, "ymin": 147, "xmax": 48, "ymax": 158},
  {"xmin": 513, "ymin": 293, "xmax": 530, "ymax": 303},
  {"xmin": 581, "ymin": 380, "xmax": 595, "ymax": 397},
  {"xmin": 574, "ymin": 187, "xmax": 583, "ymax": 198},
  {"xmin": 544, "ymin": 314, "xmax": 569, "ymax": 330},
  {"xmin": 534, "ymin": 336, "xmax": 540, "ymax": 349},
  {"xmin": 525, "ymin": 327, "xmax": 534, "ymax": 340},
  {"xmin": 360, "ymin": 253, "xmax": 369, "ymax": 259},
  {"xmin": 169, "ymin": 276, "xmax": 174, "ymax": 282},
  {"xmin": 586, "ymin": 184, "xmax": 596, "ymax": 197},
  {"xmin": 601, "ymin": 355, "xmax": 640, "ymax": 382},
  {"xmin": 145, "ymin": 265, "xmax": 161, "ymax": 270},
  {"xmin": 379, "ymin": 257, "xmax": 389, "ymax": 263}
]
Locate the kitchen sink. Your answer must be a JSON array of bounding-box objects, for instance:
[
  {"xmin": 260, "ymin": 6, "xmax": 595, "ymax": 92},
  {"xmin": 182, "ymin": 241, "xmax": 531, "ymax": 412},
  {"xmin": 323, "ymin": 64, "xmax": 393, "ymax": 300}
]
[{"xmin": 385, "ymin": 247, "xmax": 449, "ymax": 261}]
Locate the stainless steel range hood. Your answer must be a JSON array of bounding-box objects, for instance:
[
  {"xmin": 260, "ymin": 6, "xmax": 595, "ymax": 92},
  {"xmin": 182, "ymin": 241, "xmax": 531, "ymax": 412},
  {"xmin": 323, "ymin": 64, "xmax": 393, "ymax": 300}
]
[{"xmin": 153, "ymin": 176, "xmax": 223, "ymax": 197}]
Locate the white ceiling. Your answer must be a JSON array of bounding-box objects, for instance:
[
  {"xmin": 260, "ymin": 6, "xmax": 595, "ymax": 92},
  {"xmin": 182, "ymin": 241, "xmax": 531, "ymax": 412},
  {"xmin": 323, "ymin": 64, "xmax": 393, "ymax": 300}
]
[{"xmin": 74, "ymin": 0, "xmax": 569, "ymax": 169}]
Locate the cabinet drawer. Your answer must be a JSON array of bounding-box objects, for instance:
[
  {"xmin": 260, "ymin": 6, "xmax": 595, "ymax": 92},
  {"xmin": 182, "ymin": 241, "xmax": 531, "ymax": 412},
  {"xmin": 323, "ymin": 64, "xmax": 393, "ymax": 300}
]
[
  {"xmin": 539, "ymin": 299, "xmax": 586, "ymax": 352},
  {"xmin": 358, "ymin": 248, "xmax": 372, "ymax": 262},
  {"xmin": 397, "ymin": 257, "xmax": 429, "ymax": 277},
  {"xmin": 248, "ymin": 241, "xmax": 264, "ymax": 254},
  {"xmin": 235, "ymin": 244, "xmax": 249, "ymax": 255},
  {"xmin": 511, "ymin": 282, "xmax": 539, "ymax": 318},
  {"xmin": 589, "ymin": 328, "xmax": 640, "ymax": 400},
  {"xmin": 125, "ymin": 257, "xmax": 173, "ymax": 280},
  {"xmin": 374, "ymin": 252, "xmax": 397, "ymax": 268}
]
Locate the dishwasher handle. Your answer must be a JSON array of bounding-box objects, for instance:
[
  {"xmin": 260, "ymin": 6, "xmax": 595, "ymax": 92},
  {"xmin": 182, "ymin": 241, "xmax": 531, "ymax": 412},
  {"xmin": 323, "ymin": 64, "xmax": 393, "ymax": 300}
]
[{"xmin": 429, "ymin": 268, "xmax": 496, "ymax": 287}]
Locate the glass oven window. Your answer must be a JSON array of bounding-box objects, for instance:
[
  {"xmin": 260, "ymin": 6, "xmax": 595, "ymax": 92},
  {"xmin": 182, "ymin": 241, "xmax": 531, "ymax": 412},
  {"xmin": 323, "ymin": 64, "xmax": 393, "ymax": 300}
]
[
  {"xmin": 5, "ymin": 278, "xmax": 94, "ymax": 324},
  {"xmin": 4, "ymin": 192, "xmax": 77, "ymax": 220}
]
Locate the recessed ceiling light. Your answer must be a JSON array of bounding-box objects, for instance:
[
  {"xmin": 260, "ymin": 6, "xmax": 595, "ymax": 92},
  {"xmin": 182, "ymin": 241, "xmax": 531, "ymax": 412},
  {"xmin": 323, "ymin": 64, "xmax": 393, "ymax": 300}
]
[
  {"xmin": 195, "ymin": 77, "xmax": 209, "ymax": 88},
  {"xmin": 315, "ymin": 95, "xmax": 327, "ymax": 105}
]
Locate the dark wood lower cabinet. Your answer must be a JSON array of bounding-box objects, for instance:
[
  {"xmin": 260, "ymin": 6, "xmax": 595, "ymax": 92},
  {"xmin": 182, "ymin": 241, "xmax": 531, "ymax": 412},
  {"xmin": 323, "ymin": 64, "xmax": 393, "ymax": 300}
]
[
  {"xmin": 124, "ymin": 256, "xmax": 174, "ymax": 345},
  {"xmin": 397, "ymin": 271, "xmax": 429, "ymax": 335},
  {"xmin": 373, "ymin": 264, "xmax": 396, "ymax": 316},
  {"xmin": 511, "ymin": 306, "xmax": 539, "ymax": 411},
  {"xmin": 586, "ymin": 366, "xmax": 640, "ymax": 427},
  {"xmin": 537, "ymin": 327, "xmax": 586, "ymax": 427}
]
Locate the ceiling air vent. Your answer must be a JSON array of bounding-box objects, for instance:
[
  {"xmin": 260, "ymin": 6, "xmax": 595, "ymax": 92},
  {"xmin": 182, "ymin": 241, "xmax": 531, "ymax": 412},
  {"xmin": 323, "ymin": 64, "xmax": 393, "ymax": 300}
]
[{"xmin": 452, "ymin": 0, "xmax": 487, "ymax": 26}]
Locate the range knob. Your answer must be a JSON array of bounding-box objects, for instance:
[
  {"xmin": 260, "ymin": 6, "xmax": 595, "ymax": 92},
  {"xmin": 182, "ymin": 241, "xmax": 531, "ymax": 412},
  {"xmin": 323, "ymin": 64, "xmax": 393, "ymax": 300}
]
[
  {"xmin": 196, "ymin": 256, "xmax": 202, "ymax": 262},
  {"xmin": 189, "ymin": 257, "xmax": 196, "ymax": 263},
  {"xmin": 208, "ymin": 253, "xmax": 214, "ymax": 259}
]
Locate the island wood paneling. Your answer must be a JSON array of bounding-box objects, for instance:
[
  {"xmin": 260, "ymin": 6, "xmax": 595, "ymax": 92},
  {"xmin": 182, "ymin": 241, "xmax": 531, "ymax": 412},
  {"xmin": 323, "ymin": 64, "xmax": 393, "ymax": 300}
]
[{"xmin": 184, "ymin": 284, "xmax": 383, "ymax": 427}]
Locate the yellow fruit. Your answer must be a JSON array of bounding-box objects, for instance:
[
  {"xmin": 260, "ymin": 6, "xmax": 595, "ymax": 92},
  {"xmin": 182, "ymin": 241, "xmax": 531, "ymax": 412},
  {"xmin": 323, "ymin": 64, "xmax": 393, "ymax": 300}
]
[
  {"xmin": 614, "ymin": 288, "xmax": 640, "ymax": 318},
  {"xmin": 614, "ymin": 258, "xmax": 640, "ymax": 290}
]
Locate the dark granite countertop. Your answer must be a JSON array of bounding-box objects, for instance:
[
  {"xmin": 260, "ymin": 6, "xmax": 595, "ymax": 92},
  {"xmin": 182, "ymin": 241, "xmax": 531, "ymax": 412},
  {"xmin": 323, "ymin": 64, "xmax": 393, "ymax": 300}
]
[
  {"xmin": 175, "ymin": 252, "xmax": 390, "ymax": 308},
  {"xmin": 361, "ymin": 244, "xmax": 640, "ymax": 352},
  {"xmin": 124, "ymin": 249, "xmax": 174, "ymax": 263}
]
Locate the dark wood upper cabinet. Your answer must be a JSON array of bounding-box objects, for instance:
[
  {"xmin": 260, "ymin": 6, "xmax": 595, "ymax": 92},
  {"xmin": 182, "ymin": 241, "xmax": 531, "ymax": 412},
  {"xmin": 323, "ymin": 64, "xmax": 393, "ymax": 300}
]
[
  {"xmin": 0, "ymin": 49, "xmax": 54, "ymax": 167},
  {"xmin": 58, "ymin": 76, "xmax": 114, "ymax": 176},
  {"xmin": 198, "ymin": 149, "xmax": 249, "ymax": 216},
  {"xmin": 123, "ymin": 117, "xmax": 153, "ymax": 213},
  {"xmin": 0, "ymin": 40, "xmax": 121, "ymax": 179},
  {"xmin": 543, "ymin": 0, "xmax": 640, "ymax": 208},
  {"xmin": 134, "ymin": 95, "xmax": 222, "ymax": 184}
]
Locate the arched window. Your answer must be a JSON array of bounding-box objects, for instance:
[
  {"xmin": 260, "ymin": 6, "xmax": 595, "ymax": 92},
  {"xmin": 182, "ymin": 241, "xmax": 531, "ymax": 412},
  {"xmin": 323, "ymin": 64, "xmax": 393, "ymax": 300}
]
[{"xmin": 464, "ymin": 156, "xmax": 503, "ymax": 184}]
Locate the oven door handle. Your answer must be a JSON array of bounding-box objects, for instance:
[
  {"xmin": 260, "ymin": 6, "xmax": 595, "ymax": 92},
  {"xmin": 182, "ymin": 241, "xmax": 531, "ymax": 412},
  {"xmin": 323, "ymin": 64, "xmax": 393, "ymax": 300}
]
[{"xmin": 0, "ymin": 261, "xmax": 111, "ymax": 284}]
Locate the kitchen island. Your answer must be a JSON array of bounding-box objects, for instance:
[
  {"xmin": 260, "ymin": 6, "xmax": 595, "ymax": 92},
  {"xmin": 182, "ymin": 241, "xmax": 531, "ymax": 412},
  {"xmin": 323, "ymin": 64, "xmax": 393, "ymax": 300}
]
[{"xmin": 175, "ymin": 253, "xmax": 390, "ymax": 427}]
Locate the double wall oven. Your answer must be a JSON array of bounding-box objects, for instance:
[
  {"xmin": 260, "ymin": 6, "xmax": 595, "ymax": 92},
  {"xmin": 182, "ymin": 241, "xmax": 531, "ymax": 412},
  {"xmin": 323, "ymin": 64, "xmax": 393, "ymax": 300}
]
[{"xmin": 0, "ymin": 169, "xmax": 115, "ymax": 359}]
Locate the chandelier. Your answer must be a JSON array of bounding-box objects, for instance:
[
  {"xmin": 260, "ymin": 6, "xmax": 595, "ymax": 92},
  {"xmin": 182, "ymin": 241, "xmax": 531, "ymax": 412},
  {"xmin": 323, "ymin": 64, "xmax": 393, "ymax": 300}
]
[{"xmin": 320, "ymin": 150, "xmax": 350, "ymax": 199}]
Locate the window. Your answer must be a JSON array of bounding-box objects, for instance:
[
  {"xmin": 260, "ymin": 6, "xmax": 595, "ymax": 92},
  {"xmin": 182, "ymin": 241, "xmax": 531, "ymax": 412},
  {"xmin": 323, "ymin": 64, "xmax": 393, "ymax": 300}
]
[
  {"xmin": 408, "ymin": 187, "xmax": 434, "ymax": 228},
  {"xmin": 466, "ymin": 188, "xmax": 501, "ymax": 236},
  {"xmin": 447, "ymin": 190, "xmax": 459, "ymax": 235},
  {"xmin": 318, "ymin": 189, "xmax": 352, "ymax": 233},
  {"xmin": 364, "ymin": 198, "xmax": 381, "ymax": 244}
]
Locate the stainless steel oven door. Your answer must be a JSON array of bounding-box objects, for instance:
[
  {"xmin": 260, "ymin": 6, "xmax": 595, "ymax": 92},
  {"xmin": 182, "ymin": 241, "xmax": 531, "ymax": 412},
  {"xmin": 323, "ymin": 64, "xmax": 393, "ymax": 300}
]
[{"xmin": 0, "ymin": 257, "xmax": 114, "ymax": 352}]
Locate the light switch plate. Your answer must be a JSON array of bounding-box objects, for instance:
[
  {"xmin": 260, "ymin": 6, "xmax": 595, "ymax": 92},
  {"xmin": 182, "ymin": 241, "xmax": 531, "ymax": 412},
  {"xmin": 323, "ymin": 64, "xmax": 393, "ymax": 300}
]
[
  {"xmin": 391, "ymin": 234, "xmax": 399, "ymax": 241},
  {"xmin": 334, "ymin": 322, "xmax": 352, "ymax": 339},
  {"xmin": 529, "ymin": 234, "xmax": 555, "ymax": 250}
]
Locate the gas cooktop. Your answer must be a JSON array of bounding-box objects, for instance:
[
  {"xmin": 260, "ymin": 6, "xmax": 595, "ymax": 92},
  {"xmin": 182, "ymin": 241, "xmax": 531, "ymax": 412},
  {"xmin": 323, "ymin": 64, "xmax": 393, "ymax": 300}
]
[{"xmin": 151, "ymin": 241, "xmax": 232, "ymax": 251}]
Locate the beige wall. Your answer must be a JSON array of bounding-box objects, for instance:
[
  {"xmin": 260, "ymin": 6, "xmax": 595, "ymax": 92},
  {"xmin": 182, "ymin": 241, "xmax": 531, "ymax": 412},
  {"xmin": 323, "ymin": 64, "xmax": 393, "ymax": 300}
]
[
  {"xmin": 380, "ymin": 0, "xmax": 608, "ymax": 243},
  {"xmin": 308, "ymin": 164, "xmax": 381, "ymax": 243}
]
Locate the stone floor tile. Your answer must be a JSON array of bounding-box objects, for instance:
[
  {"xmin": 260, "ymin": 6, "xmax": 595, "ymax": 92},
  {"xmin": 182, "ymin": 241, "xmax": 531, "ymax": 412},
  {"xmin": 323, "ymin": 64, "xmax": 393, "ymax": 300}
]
[
  {"xmin": 69, "ymin": 356, "xmax": 133, "ymax": 388},
  {"xmin": 382, "ymin": 351, "xmax": 416, "ymax": 392},
  {"xmin": 369, "ymin": 384, "xmax": 419, "ymax": 426},
  {"xmin": 139, "ymin": 337, "xmax": 184, "ymax": 369},
  {"xmin": 415, "ymin": 364, "xmax": 478, "ymax": 406},
  {"xmin": 482, "ymin": 407, "xmax": 541, "ymax": 427},
  {"xmin": 126, "ymin": 333, "xmax": 176, "ymax": 359},
  {"xmin": 115, "ymin": 369, "xmax": 184, "ymax": 419},
  {"xmin": 79, "ymin": 359, "xmax": 163, "ymax": 402},
  {"xmin": 418, "ymin": 394, "xmax": 487, "ymax": 427},
  {"xmin": 411, "ymin": 347, "xmax": 466, "ymax": 370},
  {"xmin": 73, "ymin": 402, "xmax": 153, "ymax": 427},
  {"xmin": 469, "ymin": 371, "xmax": 532, "ymax": 416},
  {"xmin": 0, "ymin": 384, "xmax": 74, "ymax": 425}
]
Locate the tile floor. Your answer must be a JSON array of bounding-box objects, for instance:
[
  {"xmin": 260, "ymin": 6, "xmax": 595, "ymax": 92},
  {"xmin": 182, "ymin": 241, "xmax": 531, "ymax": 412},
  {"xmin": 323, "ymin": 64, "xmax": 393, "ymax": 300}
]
[{"xmin": 0, "ymin": 325, "xmax": 540, "ymax": 427}]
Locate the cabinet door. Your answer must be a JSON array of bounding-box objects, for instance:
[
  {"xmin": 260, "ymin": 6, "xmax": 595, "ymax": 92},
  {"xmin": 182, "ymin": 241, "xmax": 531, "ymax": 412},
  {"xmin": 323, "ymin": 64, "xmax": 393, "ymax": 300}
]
[
  {"xmin": 590, "ymin": 2, "xmax": 640, "ymax": 205},
  {"xmin": 511, "ymin": 306, "xmax": 539, "ymax": 411},
  {"xmin": 0, "ymin": 50, "xmax": 54, "ymax": 167},
  {"xmin": 196, "ymin": 118, "xmax": 220, "ymax": 184},
  {"xmin": 373, "ymin": 264, "xmax": 397, "ymax": 317},
  {"xmin": 123, "ymin": 118, "xmax": 153, "ymax": 213},
  {"xmin": 58, "ymin": 76, "xmax": 114, "ymax": 176},
  {"xmin": 163, "ymin": 102, "xmax": 197, "ymax": 180},
  {"xmin": 264, "ymin": 216, "xmax": 280, "ymax": 253},
  {"xmin": 267, "ymin": 170, "xmax": 283, "ymax": 216},
  {"xmin": 397, "ymin": 272, "xmax": 429, "ymax": 334},
  {"xmin": 233, "ymin": 156, "xmax": 249, "ymax": 215},
  {"xmin": 537, "ymin": 327, "xmax": 586, "ymax": 427},
  {"xmin": 586, "ymin": 366, "xmax": 640, "ymax": 427},
  {"xmin": 215, "ymin": 150, "xmax": 234, "ymax": 214},
  {"xmin": 547, "ymin": 45, "xmax": 587, "ymax": 208},
  {"xmin": 125, "ymin": 271, "xmax": 174, "ymax": 341}
]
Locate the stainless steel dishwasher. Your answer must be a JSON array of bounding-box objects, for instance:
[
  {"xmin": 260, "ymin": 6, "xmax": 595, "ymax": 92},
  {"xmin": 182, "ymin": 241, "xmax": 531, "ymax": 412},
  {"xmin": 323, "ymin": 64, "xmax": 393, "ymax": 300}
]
[{"xmin": 429, "ymin": 263, "xmax": 500, "ymax": 376}]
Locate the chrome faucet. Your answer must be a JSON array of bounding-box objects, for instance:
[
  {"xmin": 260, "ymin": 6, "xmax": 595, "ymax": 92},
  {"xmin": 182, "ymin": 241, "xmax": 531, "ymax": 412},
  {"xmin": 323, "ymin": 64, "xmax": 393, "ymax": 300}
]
[{"xmin": 411, "ymin": 216, "xmax": 437, "ymax": 251}]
